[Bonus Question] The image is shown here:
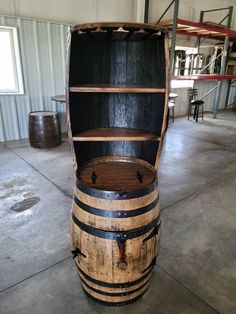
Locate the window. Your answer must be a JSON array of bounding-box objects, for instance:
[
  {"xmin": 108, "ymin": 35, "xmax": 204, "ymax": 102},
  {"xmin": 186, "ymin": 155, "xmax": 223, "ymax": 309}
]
[
  {"xmin": 0, "ymin": 26, "xmax": 24, "ymax": 94},
  {"xmin": 171, "ymin": 46, "xmax": 198, "ymax": 89}
]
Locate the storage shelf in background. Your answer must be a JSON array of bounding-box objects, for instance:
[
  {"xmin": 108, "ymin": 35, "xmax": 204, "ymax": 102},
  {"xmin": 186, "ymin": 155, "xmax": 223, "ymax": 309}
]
[
  {"xmin": 72, "ymin": 128, "xmax": 160, "ymax": 141},
  {"xmin": 158, "ymin": 18, "xmax": 236, "ymax": 40},
  {"xmin": 69, "ymin": 85, "xmax": 166, "ymax": 93},
  {"xmin": 173, "ymin": 74, "xmax": 236, "ymax": 81}
]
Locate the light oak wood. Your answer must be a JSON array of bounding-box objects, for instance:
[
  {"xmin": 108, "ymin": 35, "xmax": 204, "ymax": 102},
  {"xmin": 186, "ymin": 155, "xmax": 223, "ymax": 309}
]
[
  {"xmin": 81, "ymin": 279, "xmax": 151, "ymax": 303},
  {"xmin": 72, "ymin": 224, "xmax": 160, "ymax": 283},
  {"xmin": 75, "ymin": 186, "xmax": 158, "ymax": 210},
  {"xmin": 73, "ymin": 128, "xmax": 161, "ymax": 142},
  {"xmin": 69, "ymin": 85, "xmax": 166, "ymax": 93},
  {"xmin": 78, "ymin": 270, "xmax": 152, "ymax": 294},
  {"xmin": 155, "ymin": 33, "xmax": 170, "ymax": 169},
  {"xmin": 71, "ymin": 158, "xmax": 160, "ymax": 304}
]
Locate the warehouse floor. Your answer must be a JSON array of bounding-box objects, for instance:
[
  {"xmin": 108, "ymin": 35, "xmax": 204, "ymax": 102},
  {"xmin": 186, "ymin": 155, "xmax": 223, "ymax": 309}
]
[{"xmin": 0, "ymin": 112, "xmax": 236, "ymax": 314}]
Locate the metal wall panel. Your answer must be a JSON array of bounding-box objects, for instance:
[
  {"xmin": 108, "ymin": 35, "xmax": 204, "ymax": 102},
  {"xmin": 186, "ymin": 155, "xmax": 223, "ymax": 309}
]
[
  {"xmin": 0, "ymin": 15, "xmax": 69, "ymax": 141},
  {"xmin": 195, "ymin": 81, "xmax": 236, "ymax": 112}
]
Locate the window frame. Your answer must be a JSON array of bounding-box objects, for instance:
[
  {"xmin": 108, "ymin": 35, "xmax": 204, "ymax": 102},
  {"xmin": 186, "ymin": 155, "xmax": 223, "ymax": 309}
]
[
  {"xmin": 171, "ymin": 45, "xmax": 197, "ymax": 89},
  {"xmin": 0, "ymin": 26, "xmax": 24, "ymax": 95}
]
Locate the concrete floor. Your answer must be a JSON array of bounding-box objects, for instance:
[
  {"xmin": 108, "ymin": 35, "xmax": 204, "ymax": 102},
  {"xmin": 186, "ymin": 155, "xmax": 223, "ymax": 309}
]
[{"xmin": 0, "ymin": 112, "xmax": 235, "ymax": 314}]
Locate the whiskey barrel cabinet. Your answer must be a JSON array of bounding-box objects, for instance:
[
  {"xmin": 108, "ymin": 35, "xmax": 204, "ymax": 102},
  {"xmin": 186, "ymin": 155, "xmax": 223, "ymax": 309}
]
[{"xmin": 66, "ymin": 22, "xmax": 169, "ymax": 306}]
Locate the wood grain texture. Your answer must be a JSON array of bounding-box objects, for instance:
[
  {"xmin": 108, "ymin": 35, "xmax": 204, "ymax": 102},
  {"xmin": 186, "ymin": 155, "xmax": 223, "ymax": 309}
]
[
  {"xmin": 67, "ymin": 25, "xmax": 167, "ymax": 170},
  {"xmin": 69, "ymin": 85, "xmax": 166, "ymax": 93},
  {"xmin": 79, "ymin": 269, "xmax": 152, "ymax": 294},
  {"xmin": 70, "ymin": 157, "xmax": 160, "ymax": 304},
  {"xmin": 73, "ymin": 142, "xmax": 159, "ymax": 168},
  {"xmin": 74, "ymin": 187, "xmax": 158, "ymax": 211},
  {"xmin": 72, "ymin": 128, "xmax": 160, "ymax": 142},
  {"xmin": 77, "ymin": 157, "xmax": 155, "ymax": 191},
  {"xmin": 81, "ymin": 279, "xmax": 150, "ymax": 303},
  {"xmin": 28, "ymin": 112, "xmax": 61, "ymax": 148},
  {"xmin": 72, "ymin": 198, "xmax": 160, "ymax": 231},
  {"xmin": 72, "ymin": 22, "xmax": 166, "ymax": 33},
  {"xmin": 66, "ymin": 22, "xmax": 167, "ymax": 304},
  {"xmin": 72, "ymin": 224, "xmax": 160, "ymax": 283},
  {"xmin": 69, "ymin": 93, "xmax": 165, "ymax": 136}
]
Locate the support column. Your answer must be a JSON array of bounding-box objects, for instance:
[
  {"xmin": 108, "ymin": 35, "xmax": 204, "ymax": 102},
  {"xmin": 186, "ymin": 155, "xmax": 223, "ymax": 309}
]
[
  {"xmin": 169, "ymin": 0, "xmax": 179, "ymax": 80},
  {"xmin": 213, "ymin": 36, "xmax": 229, "ymax": 118}
]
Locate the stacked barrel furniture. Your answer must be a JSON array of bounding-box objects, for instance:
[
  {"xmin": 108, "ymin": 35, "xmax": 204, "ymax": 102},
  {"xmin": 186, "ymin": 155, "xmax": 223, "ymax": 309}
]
[{"xmin": 66, "ymin": 22, "xmax": 169, "ymax": 306}]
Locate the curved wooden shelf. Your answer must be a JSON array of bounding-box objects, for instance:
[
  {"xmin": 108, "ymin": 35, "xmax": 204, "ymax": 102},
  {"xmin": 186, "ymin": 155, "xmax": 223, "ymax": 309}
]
[
  {"xmin": 69, "ymin": 85, "xmax": 166, "ymax": 93},
  {"xmin": 72, "ymin": 128, "xmax": 160, "ymax": 142}
]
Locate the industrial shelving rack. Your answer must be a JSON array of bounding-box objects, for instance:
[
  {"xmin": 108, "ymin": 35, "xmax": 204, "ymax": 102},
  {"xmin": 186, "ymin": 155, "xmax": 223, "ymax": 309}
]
[{"xmin": 152, "ymin": 0, "xmax": 236, "ymax": 118}]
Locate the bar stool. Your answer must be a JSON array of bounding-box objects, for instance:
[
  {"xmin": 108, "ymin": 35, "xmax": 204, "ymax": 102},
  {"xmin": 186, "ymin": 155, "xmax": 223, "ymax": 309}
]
[
  {"xmin": 168, "ymin": 93, "xmax": 178, "ymax": 124},
  {"xmin": 187, "ymin": 88, "xmax": 204, "ymax": 122}
]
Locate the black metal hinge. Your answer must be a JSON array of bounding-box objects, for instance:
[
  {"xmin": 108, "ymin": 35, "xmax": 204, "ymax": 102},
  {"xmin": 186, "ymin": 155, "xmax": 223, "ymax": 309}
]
[
  {"xmin": 91, "ymin": 171, "xmax": 97, "ymax": 184},
  {"xmin": 142, "ymin": 255, "xmax": 157, "ymax": 274},
  {"xmin": 71, "ymin": 247, "xmax": 86, "ymax": 259},
  {"xmin": 143, "ymin": 220, "xmax": 161, "ymax": 242}
]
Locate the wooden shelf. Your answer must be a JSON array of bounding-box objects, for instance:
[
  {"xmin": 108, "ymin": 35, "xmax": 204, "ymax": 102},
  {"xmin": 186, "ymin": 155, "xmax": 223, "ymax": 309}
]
[
  {"xmin": 69, "ymin": 85, "xmax": 166, "ymax": 93},
  {"xmin": 158, "ymin": 18, "xmax": 236, "ymax": 40},
  {"xmin": 72, "ymin": 128, "xmax": 160, "ymax": 142},
  {"xmin": 173, "ymin": 74, "xmax": 236, "ymax": 81}
]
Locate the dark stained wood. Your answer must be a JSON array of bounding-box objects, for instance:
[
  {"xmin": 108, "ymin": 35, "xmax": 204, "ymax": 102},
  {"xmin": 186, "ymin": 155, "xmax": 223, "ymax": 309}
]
[
  {"xmin": 72, "ymin": 128, "xmax": 160, "ymax": 142},
  {"xmin": 69, "ymin": 93, "xmax": 165, "ymax": 139},
  {"xmin": 69, "ymin": 85, "xmax": 166, "ymax": 93},
  {"xmin": 28, "ymin": 111, "xmax": 61, "ymax": 148},
  {"xmin": 68, "ymin": 37, "xmax": 166, "ymax": 88},
  {"xmin": 72, "ymin": 22, "xmax": 166, "ymax": 33},
  {"xmin": 77, "ymin": 157, "xmax": 155, "ymax": 192},
  {"xmin": 73, "ymin": 141, "xmax": 159, "ymax": 167}
]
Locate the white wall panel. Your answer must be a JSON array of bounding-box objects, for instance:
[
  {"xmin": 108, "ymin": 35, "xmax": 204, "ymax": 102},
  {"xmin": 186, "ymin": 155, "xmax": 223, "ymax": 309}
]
[
  {"xmin": 0, "ymin": 0, "xmax": 139, "ymax": 25},
  {"xmin": 0, "ymin": 15, "xmax": 68, "ymax": 141}
]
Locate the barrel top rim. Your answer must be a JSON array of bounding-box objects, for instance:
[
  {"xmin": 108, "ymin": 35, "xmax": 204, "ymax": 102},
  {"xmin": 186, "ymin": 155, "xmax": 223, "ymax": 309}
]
[
  {"xmin": 76, "ymin": 156, "xmax": 157, "ymax": 197},
  {"xmin": 71, "ymin": 22, "xmax": 166, "ymax": 33},
  {"xmin": 29, "ymin": 111, "xmax": 58, "ymax": 116}
]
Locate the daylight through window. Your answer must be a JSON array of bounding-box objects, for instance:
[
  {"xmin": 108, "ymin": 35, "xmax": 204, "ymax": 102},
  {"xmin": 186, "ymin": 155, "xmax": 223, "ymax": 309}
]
[{"xmin": 0, "ymin": 26, "xmax": 24, "ymax": 94}]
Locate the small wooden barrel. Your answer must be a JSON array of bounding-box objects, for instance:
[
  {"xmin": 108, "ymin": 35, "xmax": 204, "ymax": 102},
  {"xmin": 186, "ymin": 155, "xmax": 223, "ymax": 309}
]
[
  {"xmin": 71, "ymin": 157, "xmax": 161, "ymax": 306},
  {"xmin": 28, "ymin": 111, "xmax": 61, "ymax": 148}
]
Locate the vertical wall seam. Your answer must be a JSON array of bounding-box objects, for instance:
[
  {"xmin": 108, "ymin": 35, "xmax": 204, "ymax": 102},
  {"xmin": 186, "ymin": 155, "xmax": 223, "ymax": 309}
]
[
  {"xmin": 60, "ymin": 24, "xmax": 66, "ymax": 84},
  {"xmin": 13, "ymin": 95, "xmax": 21, "ymax": 139},
  {"xmin": 47, "ymin": 22, "xmax": 56, "ymax": 112},
  {"xmin": 33, "ymin": 20, "xmax": 44, "ymax": 110},
  {"xmin": 17, "ymin": 18, "xmax": 32, "ymax": 113},
  {"xmin": 0, "ymin": 102, "xmax": 6, "ymax": 141}
]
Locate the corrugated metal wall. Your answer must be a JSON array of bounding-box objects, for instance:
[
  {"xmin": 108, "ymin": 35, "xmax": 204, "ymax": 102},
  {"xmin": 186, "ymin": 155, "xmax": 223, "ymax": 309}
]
[{"xmin": 0, "ymin": 15, "xmax": 69, "ymax": 141}]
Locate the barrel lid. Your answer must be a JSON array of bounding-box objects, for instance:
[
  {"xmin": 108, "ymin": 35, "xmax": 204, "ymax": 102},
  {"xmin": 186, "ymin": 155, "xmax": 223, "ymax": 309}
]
[
  {"xmin": 29, "ymin": 111, "xmax": 58, "ymax": 116},
  {"xmin": 77, "ymin": 157, "xmax": 156, "ymax": 193}
]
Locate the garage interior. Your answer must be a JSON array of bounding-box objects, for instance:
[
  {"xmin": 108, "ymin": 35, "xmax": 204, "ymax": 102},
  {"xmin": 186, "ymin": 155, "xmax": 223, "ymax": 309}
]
[{"xmin": 0, "ymin": 1, "xmax": 236, "ymax": 313}]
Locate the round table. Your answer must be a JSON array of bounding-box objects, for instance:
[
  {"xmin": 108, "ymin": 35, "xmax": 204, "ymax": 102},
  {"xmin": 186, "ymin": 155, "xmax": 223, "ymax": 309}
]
[{"xmin": 51, "ymin": 95, "xmax": 66, "ymax": 103}]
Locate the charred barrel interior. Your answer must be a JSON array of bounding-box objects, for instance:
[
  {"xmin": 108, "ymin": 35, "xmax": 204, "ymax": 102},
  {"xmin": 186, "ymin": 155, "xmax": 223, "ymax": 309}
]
[{"xmin": 66, "ymin": 22, "xmax": 168, "ymax": 305}]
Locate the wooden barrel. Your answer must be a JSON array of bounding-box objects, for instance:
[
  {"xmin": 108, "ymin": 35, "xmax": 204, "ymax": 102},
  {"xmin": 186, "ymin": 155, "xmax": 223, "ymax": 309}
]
[
  {"xmin": 28, "ymin": 111, "xmax": 61, "ymax": 148},
  {"xmin": 71, "ymin": 157, "xmax": 161, "ymax": 306}
]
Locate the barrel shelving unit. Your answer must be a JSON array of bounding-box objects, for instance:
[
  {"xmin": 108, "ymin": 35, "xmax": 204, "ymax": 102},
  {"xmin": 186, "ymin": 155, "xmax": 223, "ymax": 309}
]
[{"xmin": 66, "ymin": 22, "xmax": 169, "ymax": 306}]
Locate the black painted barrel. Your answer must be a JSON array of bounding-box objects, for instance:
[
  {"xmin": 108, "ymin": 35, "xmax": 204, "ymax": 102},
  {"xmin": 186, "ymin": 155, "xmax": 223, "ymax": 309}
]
[{"xmin": 28, "ymin": 111, "xmax": 61, "ymax": 148}]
